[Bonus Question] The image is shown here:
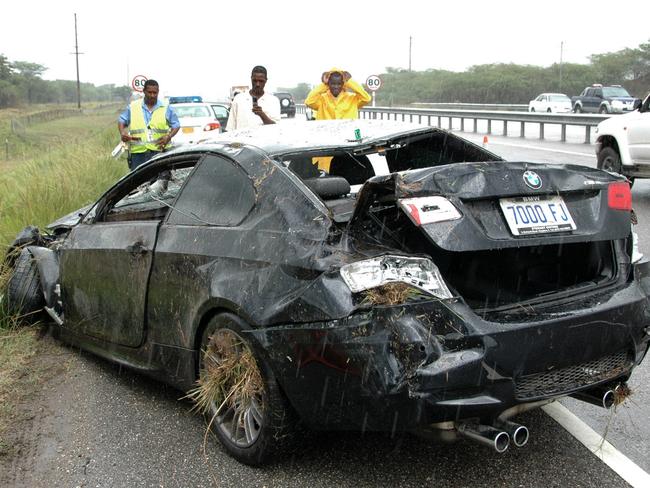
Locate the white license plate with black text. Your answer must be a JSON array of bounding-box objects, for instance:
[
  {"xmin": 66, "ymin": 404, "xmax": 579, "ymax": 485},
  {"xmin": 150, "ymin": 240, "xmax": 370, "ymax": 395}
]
[{"xmin": 499, "ymin": 195, "xmax": 576, "ymax": 236}]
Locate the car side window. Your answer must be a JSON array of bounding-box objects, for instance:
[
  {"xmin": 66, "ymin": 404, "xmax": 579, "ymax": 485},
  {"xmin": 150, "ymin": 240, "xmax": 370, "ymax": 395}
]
[
  {"xmin": 594, "ymin": 89, "xmax": 603, "ymax": 98},
  {"xmin": 211, "ymin": 105, "xmax": 228, "ymax": 118},
  {"xmin": 102, "ymin": 165, "xmax": 196, "ymax": 222},
  {"xmin": 166, "ymin": 154, "xmax": 255, "ymax": 226}
]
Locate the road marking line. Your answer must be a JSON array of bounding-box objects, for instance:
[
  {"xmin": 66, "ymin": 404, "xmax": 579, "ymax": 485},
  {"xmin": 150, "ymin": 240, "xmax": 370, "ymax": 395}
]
[{"xmin": 542, "ymin": 402, "xmax": 650, "ymax": 488}]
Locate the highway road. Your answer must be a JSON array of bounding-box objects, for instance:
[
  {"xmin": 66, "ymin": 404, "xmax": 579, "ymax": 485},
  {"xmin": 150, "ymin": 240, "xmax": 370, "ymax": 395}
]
[{"xmin": 7, "ymin": 117, "xmax": 649, "ymax": 488}]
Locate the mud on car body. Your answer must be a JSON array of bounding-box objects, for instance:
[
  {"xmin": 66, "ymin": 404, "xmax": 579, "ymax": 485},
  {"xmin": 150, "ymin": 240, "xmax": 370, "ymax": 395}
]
[{"xmin": 5, "ymin": 119, "xmax": 650, "ymax": 464}]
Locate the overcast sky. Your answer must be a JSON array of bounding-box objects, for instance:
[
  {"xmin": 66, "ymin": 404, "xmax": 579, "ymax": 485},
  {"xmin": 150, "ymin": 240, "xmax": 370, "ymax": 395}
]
[{"xmin": 1, "ymin": 0, "xmax": 647, "ymax": 100}]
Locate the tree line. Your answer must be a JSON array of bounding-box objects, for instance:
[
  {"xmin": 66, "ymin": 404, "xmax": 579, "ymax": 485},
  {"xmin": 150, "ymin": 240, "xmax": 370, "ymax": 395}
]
[
  {"xmin": 279, "ymin": 39, "xmax": 650, "ymax": 105},
  {"xmin": 0, "ymin": 55, "xmax": 131, "ymax": 109}
]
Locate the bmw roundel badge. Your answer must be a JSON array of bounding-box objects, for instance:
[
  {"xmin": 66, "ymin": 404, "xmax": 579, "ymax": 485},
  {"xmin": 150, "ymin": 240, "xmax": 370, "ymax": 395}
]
[{"xmin": 523, "ymin": 170, "xmax": 542, "ymax": 189}]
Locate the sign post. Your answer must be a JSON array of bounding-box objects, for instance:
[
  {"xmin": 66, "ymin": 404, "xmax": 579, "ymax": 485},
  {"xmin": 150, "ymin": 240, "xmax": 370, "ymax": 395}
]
[
  {"xmin": 365, "ymin": 75, "xmax": 382, "ymax": 107},
  {"xmin": 131, "ymin": 75, "xmax": 148, "ymax": 92}
]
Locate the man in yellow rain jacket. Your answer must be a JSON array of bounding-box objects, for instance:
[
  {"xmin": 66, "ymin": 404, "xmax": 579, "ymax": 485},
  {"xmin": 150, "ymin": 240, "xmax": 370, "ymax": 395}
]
[
  {"xmin": 304, "ymin": 68, "xmax": 371, "ymax": 120},
  {"xmin": 118, "ymin": 79, "xmax": 180, "ymax": 170}
]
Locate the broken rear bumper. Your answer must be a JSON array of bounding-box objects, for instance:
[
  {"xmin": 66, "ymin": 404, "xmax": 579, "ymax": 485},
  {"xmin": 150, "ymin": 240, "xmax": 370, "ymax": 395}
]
[{"xmin": 252, "ymin": 261, "xmax": 650, "ymax": 432}]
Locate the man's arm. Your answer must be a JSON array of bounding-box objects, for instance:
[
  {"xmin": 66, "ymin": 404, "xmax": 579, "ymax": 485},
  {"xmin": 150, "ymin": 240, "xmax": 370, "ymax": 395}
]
[
  {"xmin": 117, "ymin": 105, "xmax": 138, "ymax": 142},
  {"xmin": 305, "ymin": 83, "xmax": 328, "ymax": 110},
  {"xmin": 254, "ymin": 95, "xmax": 281, "ymax": 125},
  {"xmin": 345, "ymin": 79, "xmax": 372, "ymax": 108}
]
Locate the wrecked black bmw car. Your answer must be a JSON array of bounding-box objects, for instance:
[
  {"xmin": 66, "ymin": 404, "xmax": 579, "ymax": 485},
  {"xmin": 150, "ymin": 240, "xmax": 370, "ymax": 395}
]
[{"xmin": 5, "ymin": 119, "xmax": 650, "ymax": 465}]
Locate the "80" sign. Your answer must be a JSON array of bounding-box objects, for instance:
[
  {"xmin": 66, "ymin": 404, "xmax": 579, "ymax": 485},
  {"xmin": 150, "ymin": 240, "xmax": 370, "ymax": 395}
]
[
  {"xmin": 131, "ymin": 75, "xmax": 148, "ymax": 92},
  {"xmin": 366, "ymin": 75, "xmax": 382, "ymax": 91}
]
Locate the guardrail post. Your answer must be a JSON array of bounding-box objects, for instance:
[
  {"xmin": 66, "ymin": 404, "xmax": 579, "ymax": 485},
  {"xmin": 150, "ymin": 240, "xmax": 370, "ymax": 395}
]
[
  {"xmin": 448, "ymin": 117, "xmax": 453, "ymax": 130},
  {"xmin": 561, "ymin": 124, "xmax": 567, "ymax": 142},
  {"xmin": 402, "ymin": 114, "xmax": 405, "ymax": 122},
  {"xmin": 473, "ymin": 118, "xmax": 477, "ymax": 133},
  {"xmin": 487, "ymin": 119, "xmax": 492, "ymax": 135},
  {"xmin": 520, "ymin": 121, "xmax": 525, "ymax": 138},
  {"xmin": 410, "ymin": 114, "xmax": 414, "ymax": 122},
  {"xmin": 460, "ymin": 118, "xmax": 465, "ymax": 131},
  {"xmin": 438, "ymin": 116, "xmax": 441, "ymax": 127},
  {"xmin": 584, "ymin": 126, "xmax": 591, "ymax": 144},
  {"xmin": 539, "ymin": 123, "xmax": 545, "ymax": 140},
  {"xmin": 503, "ymin": 120, "xmax": 508, "ymax": 137},
  {"xmin": 428, "ymin": 115, "xmax": 431, "ymax": 126}
]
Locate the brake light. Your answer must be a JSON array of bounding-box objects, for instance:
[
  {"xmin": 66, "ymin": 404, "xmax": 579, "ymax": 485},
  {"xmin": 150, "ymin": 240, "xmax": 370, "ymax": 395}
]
[
  {"xmin": 608, "ymin": 181, "xmax": 631, "ymax": 210},
  {"xmin": 203, "ymin": 121, "xmax": 221, "ymax": 131}
]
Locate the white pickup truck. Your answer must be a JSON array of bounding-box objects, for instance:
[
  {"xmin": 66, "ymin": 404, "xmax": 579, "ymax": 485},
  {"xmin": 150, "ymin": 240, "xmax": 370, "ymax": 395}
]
[{"xmin": 596, "ymin": 93, "xmax": 650, "ymax": 184}]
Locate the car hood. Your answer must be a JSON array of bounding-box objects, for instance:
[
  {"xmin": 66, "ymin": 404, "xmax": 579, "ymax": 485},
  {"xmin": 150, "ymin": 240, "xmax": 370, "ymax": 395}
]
[
  {"xmin": 47, "ymin": 204, "xmax": 94, "ymax": 231},
  {"xmin": 348, "ymin": 161, "xmax": 630, "ymax": 252}
]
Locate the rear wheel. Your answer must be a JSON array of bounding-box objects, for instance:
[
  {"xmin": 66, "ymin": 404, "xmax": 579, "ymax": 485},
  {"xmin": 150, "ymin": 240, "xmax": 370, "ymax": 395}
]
[
  {"xmin": 530, "ymin": 108, "xmax": 535, "ymax": 112},
  {"xmin": 597, "ymin": 146, "xmax": 622, "ymax": 174},
  {"xmin": 574, "ymin": 104, "xmax": 582, "ymax": 113},
  {"xmin": 195, "ymin": 313, "xmax": 295, "ymax": 465},
  {"xmin": 547, "ymin": 108, "xmax": 552, "ymax": 113},
  {"xmin": 599, "ymin": 105, "xmax": 609, "ymax": 114},
  {"xmin": 5, "ymin": 248, "xmax": 44, "ymax": 322}
]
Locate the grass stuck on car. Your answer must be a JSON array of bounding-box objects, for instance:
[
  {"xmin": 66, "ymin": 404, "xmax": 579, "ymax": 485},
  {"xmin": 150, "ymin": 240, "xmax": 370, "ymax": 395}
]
[{"xmin": 4, "ymin": 119, "xmax": 650, "ymax": 465}]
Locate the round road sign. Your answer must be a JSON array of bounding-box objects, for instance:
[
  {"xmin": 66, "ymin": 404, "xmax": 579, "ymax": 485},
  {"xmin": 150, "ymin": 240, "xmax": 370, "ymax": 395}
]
[
  {"xmin": 131, "ymin": 75, "xmax": 148, "ymax": 92},
  {"xmin": 366, "ymin": 75, "xmax": 382, "ymax": 91}
]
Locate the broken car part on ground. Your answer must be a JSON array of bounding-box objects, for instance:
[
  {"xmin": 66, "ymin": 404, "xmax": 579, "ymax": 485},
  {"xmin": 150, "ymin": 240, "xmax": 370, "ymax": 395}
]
[{"xmin": 4, "ymin": 119, "xmax": 650, "ymax": 465}]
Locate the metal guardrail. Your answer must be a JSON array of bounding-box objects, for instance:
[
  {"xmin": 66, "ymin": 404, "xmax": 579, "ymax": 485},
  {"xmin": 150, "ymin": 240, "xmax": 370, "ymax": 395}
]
[
  {"xmin": 412, "ymin": 102, "xmax": 528, "ymax": 112},
  {"xmin": 296, "ymin": 105, "xmax": 608, "ymax": 144}
]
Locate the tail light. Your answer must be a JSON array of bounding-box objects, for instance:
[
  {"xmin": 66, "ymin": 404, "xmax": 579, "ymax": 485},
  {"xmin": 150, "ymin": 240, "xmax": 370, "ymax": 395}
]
[
  {"xmin": 203, "ymin": 121, "xmax": 221, "ymax": 132},
  {"xmin": 608, "ymin": 181, "xmax": 632, "ymax": 210}
]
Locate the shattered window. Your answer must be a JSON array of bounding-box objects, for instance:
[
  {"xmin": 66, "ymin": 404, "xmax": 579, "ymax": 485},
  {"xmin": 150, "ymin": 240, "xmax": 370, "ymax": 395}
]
[
  {"xmin": 104, "ymin": 166, "xmax": 195, "ymax": 222},
  {"xmin": 166, "ymin": 154, "xmax": 255, "ymax": 226}
]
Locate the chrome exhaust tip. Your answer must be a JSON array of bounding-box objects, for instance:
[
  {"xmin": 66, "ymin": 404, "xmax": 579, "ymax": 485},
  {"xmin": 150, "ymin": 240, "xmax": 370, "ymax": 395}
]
[
  {"xmin": 457, "ymin": 423, "xmax": 510, "ymax": 453},
  {"xmin": 496, "ymin": 420, "xmax": 529, "ymax": 447},
  {"xmin": 572, "ymin": 384, "xmax": 618, "ymax": 409}
]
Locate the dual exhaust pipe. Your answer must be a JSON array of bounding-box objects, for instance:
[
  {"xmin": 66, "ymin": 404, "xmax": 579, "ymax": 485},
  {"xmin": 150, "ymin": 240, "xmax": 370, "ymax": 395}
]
[
  {"xmin": 456, "ymin": 420, "xmax": 529, "ymax": 453},
  {"xmin": 455, "ymin": 382, "xmax": 627, "ymax": 453}
]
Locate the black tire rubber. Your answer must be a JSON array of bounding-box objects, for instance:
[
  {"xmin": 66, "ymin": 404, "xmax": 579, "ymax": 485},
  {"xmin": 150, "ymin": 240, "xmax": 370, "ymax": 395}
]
[
  {"xmin": 597, "ymin": 146, "xmax": 622, "ymax": 174},
  {"xmin": 599, "ymin": 105, "xmax": 609, "ymax": 114},
  {"xmin": 198, "ymin": 313, "xmax": 296, "ymax": 465},
  {"xmin": 530, "ymin": 108, "xmax": 535, "ymax": 112},
  {"xmin": 5, "ymin": 248, "xmax": 44, "ymax": 321},
  {"xmin": 547, "ymin": 108, "xmax": 552, "ymax": 113},
  {"xmin": 574, "ymin": 104, "xmax": 582, "ymax": 113}
]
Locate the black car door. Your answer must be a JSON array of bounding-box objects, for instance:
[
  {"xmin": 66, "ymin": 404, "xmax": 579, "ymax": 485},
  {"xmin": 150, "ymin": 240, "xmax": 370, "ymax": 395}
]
[{"xmin": 59, "ymin": 160, "xmax": 197, "ymax": 347}]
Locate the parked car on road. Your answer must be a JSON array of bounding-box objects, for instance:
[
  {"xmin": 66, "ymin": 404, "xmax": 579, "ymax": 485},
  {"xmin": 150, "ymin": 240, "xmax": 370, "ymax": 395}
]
[
  {"xmin": 169, "ymin": 102, "xmax": 226, "ymax": 144},
  {"xmin": 595, "ymin": 92, "xmax": 650, "ymax": 183},
  {"xmin": 528, "ymin": 93, "xmax": 572, "ymax": 113},
  {"xmin": 572, "ymin": 84, "xmax": 641, "ymax": 114},
  {"xmin": 5, "ymin": 120, "xmax": 649, "ymax": 465},
  {"xmin": 273, "ymin": 92, "xmax": 296, "ymax": 118}
]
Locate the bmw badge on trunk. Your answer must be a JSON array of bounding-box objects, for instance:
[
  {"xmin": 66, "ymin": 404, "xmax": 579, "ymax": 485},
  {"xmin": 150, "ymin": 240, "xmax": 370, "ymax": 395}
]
[{"xmin": 523, "ymin": 170, "xmax": 542, "ymax": 189}]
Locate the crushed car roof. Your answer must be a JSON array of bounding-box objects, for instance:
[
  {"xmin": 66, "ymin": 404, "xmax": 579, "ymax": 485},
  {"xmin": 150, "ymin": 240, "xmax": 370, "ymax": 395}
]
[{"xmin": 193, "ymin": 119, "xmax": 433, "ymax": 155}]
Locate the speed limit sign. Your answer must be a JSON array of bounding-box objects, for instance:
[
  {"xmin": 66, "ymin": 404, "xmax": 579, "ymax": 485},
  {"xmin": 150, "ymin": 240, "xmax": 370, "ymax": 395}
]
[
  {"xmin": 366, "ymin": 75, "xmax": 382, "ymax": 91},
  {"xmin": 131, "ymin": 75, "xmax": 148, "ymax": 92}
]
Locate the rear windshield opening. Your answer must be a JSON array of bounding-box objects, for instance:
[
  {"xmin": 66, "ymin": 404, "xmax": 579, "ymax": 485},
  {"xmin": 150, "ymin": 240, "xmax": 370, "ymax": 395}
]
[
  {"xmin": 281, "ymin": 129, "xmax": 501, "ymax": 189},
  {"xmin": 434, "ymin": 241, "xmax": 617, "ymax": 310}
]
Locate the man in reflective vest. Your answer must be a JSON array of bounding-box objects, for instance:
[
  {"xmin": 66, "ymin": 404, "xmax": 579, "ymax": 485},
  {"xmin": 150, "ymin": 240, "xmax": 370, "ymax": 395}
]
[{"xmin": 118, "ymin": 79, "xmax": 180, "ymax": 170}]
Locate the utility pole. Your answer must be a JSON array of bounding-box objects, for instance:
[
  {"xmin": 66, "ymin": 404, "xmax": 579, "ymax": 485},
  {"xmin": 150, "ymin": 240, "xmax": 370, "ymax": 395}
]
[
  {"xmin": 409, "ymin": 36, "xmax": 412, "ymax": 72},
  {"xmin": 72, "ymin": 13, "xmax": 83, "ymax": 109},
  {"xmin": 559, "ymin": 41, "xmax": 564, "ymax": 92}
]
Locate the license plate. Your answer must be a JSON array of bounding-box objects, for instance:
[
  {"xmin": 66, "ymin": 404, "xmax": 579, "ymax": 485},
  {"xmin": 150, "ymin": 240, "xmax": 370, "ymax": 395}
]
[
  {"xmin": 182, "ymin": 127, "xmax": 194, "ymax": 133},
  {"xmin": 499, "ymin": 195, "xmax": 576, "ymax": 236}
]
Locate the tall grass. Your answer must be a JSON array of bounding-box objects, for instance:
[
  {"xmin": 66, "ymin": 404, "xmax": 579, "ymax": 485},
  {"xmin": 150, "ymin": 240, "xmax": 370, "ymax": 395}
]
[{"xmin": 0, "ymin": 113, "xmax": 127, "ymax": 246}]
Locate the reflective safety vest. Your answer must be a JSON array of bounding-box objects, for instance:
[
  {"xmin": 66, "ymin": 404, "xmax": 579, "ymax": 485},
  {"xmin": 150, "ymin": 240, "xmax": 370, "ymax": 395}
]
[{"xmin": 128, "ymin": 100, "xmax": 171, "ymax": 153}]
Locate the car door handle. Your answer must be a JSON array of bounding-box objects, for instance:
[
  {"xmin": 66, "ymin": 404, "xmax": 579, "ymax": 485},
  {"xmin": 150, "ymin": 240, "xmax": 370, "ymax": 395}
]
[{"xmin": 125, "ymin": 241, "xmax": 147, "ymax": 256}]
